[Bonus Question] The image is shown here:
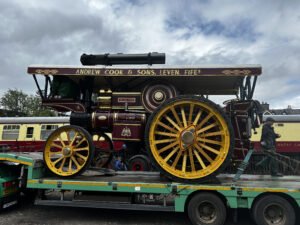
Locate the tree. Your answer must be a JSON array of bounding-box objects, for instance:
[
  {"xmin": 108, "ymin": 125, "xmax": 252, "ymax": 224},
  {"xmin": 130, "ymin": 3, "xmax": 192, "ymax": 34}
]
[{"xmin": 0, "ymin": 89, "xmax": 55, "ymax": 116}]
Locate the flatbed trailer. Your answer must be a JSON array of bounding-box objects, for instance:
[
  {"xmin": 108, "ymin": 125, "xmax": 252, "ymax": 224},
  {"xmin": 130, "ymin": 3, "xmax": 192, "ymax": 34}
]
[{"xmin": 0, "ymin": 152, "xmax": 299, "ymax": 225}]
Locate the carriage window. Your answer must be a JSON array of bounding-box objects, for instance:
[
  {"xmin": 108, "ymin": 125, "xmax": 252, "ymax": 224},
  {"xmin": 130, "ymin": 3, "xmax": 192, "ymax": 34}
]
[
  {"xmin": 26, "ymin": 127, "xmax": 34, "ymax": 138},
  {"xmin": 40, "ymin": 125, "xmax": 58, "ymax": 140},
  {"xmin": 2, "ymin": 125, "xmax": 20, "ymax": 140}
]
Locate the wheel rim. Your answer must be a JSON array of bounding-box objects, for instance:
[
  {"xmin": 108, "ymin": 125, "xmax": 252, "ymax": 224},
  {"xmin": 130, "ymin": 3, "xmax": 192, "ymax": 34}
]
[
  {"xmin": 149, "ymin": 99, "xmax": 231, "ymax": 179},
  {"xmin": 197, "ymin": 201, "xmax": 217, "ymax": 223},
  {"xmin": 263, "ymin": 203, "xmax": 286, "ymax": 225},
  {"xmin": 44, "ymin": 126, "xmax": 91, "ymax": 176}
]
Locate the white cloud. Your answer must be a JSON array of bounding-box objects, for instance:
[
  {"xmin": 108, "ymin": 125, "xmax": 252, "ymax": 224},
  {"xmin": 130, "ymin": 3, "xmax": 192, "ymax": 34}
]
[{"xmin": 0, "ymin": 0, "xmax": 299, "ymax": 109}]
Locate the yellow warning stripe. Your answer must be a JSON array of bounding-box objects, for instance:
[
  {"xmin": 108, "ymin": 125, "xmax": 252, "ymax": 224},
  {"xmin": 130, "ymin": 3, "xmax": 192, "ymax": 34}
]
[
  {"xmin": 0, "ymin": 157, "xmax": 32, "ymax": 166},
  {"xmin": 27, "ymin": 179, "xmax": 166, "ymax": 189},
  {"xmin": 178, "ymin": 185, "xmax": 231, "ymax": 191},
  {"xmin": 242, "ymin": 187, "xmax": 300, "ymax": 193},
  {"xmin": 26, "ymin": 180, "xmax": 300, "ymax": 193}
]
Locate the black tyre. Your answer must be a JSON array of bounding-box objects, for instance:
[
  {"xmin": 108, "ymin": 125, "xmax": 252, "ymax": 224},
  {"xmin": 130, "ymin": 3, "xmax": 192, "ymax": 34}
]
[
  {"xmin": 187, "ymin": 192, "xmax": 227, "ymax": 225},
  {"xmin": 44, "ymin": 125, "xmax": 95, "ymax": 177},
  {"xmin": 252, "ymin": 194, "xmax": 295, "ymax": 225}
]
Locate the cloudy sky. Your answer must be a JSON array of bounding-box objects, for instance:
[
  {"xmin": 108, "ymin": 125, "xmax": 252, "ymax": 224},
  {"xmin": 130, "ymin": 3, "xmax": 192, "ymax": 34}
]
[{"xmin": 0, "ymin": 0, "xmax": 299, "ymax": 109}]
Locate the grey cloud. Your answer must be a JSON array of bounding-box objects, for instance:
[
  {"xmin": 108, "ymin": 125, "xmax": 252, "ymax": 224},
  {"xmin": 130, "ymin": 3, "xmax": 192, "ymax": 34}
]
[{"xmin": 0, "ymin": 0, "xmax": 300, "ymax": 109}]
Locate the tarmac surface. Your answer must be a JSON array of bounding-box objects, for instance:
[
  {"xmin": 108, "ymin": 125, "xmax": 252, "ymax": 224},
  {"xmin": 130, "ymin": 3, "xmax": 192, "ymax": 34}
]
[{"xmin": 0, "ymin": 196, "xmax": 257, "ymax": 225}]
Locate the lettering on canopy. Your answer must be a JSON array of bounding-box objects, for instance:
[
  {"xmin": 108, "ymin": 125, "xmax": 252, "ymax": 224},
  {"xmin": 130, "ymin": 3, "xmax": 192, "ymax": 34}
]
[{"xmin": 28, "ymin": 67, "xmax": 260, "ymax": 76}]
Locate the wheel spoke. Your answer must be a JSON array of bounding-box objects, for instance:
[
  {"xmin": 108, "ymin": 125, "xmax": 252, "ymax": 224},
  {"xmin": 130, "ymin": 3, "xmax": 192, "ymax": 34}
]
[
  {"xmin": 51, "ymin": 143, "xmax": 63, "ymax": 149},
  {"xmin": 68, "ymin": 158, "xmax": 73, "ymax": 172},
  {"xmin": 194, "ymin": 144, "xmax": 213, "ymax": 163},
  {"xmin": 165, "ymin": 116, "xmax": 181, "ymax": 131},
  {"xmin": 65, "ymin": 131, "xmax": 71, "ymax": 142},
  {"xmin": 181, "ymin": 107, "xmax": 187, "ymax": 127},
  {"xmin": 157, "ymin": 121, "xmax": 177, "ymax": 133},
  {"xmin": 73, "ymin": 147, "xmax": 89, "ymax": 152},
  {"xmin": 157, "ymin": 141, "xmax": 179, "ymax": 154},
  {"xmin": 172, "ymin": 150, "xmax": 183, "ymax": 168},
  {"xmin": 188, "ymin": 147, "xmax": 196, "ymax": 172},
  {"xmin": 56, "ymin": 135, "xmax": 66, "ymax": 147},
  {"xmin": 53, "ymin": 156, "xmax": 64, "ymax": 165},
  {"xmin": 188, "ymin": 103, "xmax": 195, "ymax": 125},
  {"xmin": 199, "ymin": 143, "xmax": 220, "ymax": 155},
  {"xmin": 70, "ymin": 132, "xmax": 79, "ymax": 146},
  {"xmin": 197, "ymin": 138, "xmax": 222, "ymax": 146},
  {"xmin": 154, "ymin": 138, "xmax": 177, "ymax": 144},
  {"xmin": 59, "ymin": 158, "xmax": 66, "ymax": 171},
  {"xmin": 75, "ymin": 152, "xmax": 88, "ymax": 161},
  {"xmin": 199, "ymin": 131, "xmax": 224, "ymax": 138},
  {"xmin": 170, "ymin": 106, "xmax": 183, "ymax": 128},
  {"xmin": 196, "ymin": 123, "xmax": 218, "ymax": 134},
  {"xmin": 164, "ymin": 147, "xmax": 179, "ymax": 162},
  {"xmin": 193, "ymin": 110, "xmax": 202, "ymax": 126},
  {"xmin": 182, "ymin": 152, "xmax": 187, "ymax": 172},
  {"xmin": 74, "ymin": 138, "xmax": 86, "ymax": 148},
  {"xmin": 196, "ymin": 113, "xmax": 213, "ymax": 129},
  {"xmin": 193, "ymin": 149, "xmax": 206, "ymax": 169},
  {"xmin": 71, "ymin": 156, "xmax": 81, "ymax": 168},
  {"xmin": 155, "ymin": 131, "xmax": 178, "ymax": 137}
]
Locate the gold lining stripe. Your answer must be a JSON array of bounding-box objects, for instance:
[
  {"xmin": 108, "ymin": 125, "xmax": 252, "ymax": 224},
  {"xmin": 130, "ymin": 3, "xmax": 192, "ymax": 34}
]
[
  {"xmin": 112, "ymin": 106, "xmax": 145, "ymax": 110},
  {"xmin": 113, "ymin": 138, "xmax": 141, "ymax": 141},
  {"xmin": 113, "ymin": 92, "xmax": 141, "ymax": 95},
  {"xmin": 114, "ymin": 123, "xmax": 141, "ymax": 126},
  {"xmin": 0, "ymin": 157, "xmax": 32, "ymax": 166}
]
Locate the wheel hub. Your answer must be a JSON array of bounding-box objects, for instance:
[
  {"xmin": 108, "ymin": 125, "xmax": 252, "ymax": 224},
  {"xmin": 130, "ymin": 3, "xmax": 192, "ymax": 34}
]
[
  {"xmin": 264, "ymin": 204, "xmax": 284, "ymax": 223},
  {"xmin": 154, "ymin": 91, "xmax": 164, "ymax": 101},
  {"xmin": 198, "ymin": 202, "xmax": 216, "ymax": 222},
  {"xmin": 62, "ymin": 147, "xmax": 72, "ymax": 157},
  {"xmin": 180, "ymin": 126, "xmax": 196, "ymax": 149},
  {"xmin": 181, "ymin": 130, "xmax": 195, "ymax": 144}
]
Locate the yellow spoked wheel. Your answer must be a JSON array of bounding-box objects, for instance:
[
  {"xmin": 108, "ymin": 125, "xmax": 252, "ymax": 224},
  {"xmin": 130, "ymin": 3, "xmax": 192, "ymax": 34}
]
[
  {"xmin": 145, "ymin": 96, "xmax": 234, "ymax": 183},
  {"xmin": 44, "ymin": 125, "xmax": 94, "ymax": 177}
]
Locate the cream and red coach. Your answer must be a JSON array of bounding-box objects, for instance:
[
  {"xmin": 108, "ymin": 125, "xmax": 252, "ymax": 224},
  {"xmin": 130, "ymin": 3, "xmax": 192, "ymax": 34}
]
[{"xmin": 27, "ymin": 53, "xmax": 262, "ymax": 183}]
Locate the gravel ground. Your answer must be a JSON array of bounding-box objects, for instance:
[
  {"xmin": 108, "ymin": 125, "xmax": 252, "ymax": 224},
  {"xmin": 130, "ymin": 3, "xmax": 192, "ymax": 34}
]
[{"xmin": 0, "ymin": 196, "xmax": 257, "ymax": 225}]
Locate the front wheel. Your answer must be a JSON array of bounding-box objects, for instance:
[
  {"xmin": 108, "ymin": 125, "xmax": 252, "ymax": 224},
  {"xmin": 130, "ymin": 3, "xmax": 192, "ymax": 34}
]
[{"xmin": 44, "ymin": 125, "xmax": 94, "ymax": 177}]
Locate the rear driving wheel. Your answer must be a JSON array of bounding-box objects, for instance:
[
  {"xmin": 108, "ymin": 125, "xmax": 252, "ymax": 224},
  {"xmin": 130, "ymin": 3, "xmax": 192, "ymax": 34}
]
[
  {"xmin": 145, "ymin": 96, "xmax": 234, "ymax": 182},
  {"xmin": 44, "ymin": 125, "xmax": 94, "ymax": 177}
]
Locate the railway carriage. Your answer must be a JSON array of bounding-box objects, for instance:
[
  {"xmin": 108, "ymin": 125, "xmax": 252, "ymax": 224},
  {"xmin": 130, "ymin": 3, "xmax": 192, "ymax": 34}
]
[{"xmin": 27, "ymin": 53, "xmax": 263, "ymax": 183}]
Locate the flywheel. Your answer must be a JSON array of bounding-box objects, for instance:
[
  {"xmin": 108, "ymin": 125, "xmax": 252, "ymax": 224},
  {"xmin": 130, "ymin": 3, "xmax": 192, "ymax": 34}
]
[
  {"xmin": 145, "ymin": 96, "xmax": 234, "ymax": 183},
  {"xmin": 44, "ymin": 125, "xmax": 94, "ymax": 177}
]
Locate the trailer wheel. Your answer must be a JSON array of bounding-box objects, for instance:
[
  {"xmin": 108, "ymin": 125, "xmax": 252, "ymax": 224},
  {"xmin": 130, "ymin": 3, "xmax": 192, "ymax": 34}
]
[
  {"xmin": 44, "ymin": 125, "xmax": 94, "ymax": 177},
  {"xmin": 252, "ymin": 194, "xmax": 295, "ymax": 225},
  {"xmin": 187, "ymin": 192, "xmax": 226, "ymax": 225}
]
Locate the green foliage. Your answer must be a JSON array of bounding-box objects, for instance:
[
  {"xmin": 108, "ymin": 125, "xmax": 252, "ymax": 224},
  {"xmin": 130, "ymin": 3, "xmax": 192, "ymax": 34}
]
[{"xmin": 0, "ymin": 89, "xmax": 55, "ymax": 116}]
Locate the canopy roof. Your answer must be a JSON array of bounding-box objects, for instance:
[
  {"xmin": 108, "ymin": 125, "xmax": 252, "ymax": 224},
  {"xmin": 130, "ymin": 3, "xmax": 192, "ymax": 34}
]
[{"xmin": 28, "ymin": 64, "xmax": 262, "ymax": 95}]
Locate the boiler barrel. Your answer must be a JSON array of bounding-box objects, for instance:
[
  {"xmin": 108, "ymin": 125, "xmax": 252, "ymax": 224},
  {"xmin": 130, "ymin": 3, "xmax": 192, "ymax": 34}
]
[{"xmin": 80, "ymin": 53, "xmax": 165, "ymax": 66}]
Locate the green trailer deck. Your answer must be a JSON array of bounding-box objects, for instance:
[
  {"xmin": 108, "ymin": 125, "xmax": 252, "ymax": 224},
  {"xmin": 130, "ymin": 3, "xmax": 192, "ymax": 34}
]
[{"xmin": 0, "ymin": 152, "xmax": 299, "ymax": 225}]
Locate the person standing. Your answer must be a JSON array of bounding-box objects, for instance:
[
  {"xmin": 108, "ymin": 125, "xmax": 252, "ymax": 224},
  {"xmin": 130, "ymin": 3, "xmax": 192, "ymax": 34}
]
[{"xmin": 260, "ymin": 117, "xmax": 282, "ymax": 177}]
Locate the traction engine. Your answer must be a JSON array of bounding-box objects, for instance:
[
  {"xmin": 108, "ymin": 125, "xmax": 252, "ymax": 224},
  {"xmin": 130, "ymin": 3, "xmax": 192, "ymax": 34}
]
[{"xmin": 28, "ymin": 53, "xmax": 262, "ymax": 183}]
